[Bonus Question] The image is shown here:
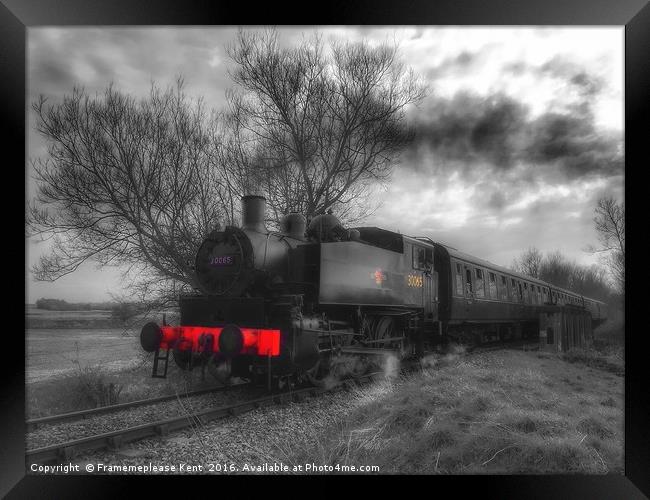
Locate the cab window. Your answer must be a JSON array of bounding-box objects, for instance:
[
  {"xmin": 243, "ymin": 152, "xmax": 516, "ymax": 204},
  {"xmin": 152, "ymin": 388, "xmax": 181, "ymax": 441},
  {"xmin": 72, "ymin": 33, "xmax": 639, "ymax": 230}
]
[{"xmin": 412, "ymin": 246, "xmax": 426, "ymax": 270}]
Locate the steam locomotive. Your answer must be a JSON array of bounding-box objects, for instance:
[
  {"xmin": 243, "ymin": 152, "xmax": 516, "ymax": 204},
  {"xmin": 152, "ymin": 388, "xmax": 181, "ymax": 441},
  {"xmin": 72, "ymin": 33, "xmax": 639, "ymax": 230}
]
[{"xmin": 140, "ymin": 195, "xmax": 607, "ymax": 387}]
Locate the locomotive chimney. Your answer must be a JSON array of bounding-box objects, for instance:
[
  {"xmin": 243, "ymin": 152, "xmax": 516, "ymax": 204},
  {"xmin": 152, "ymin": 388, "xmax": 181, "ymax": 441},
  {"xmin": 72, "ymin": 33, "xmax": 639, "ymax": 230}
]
[{"xmin": 241, "ymin": 195, "xmax": 267, "ymax": 232}]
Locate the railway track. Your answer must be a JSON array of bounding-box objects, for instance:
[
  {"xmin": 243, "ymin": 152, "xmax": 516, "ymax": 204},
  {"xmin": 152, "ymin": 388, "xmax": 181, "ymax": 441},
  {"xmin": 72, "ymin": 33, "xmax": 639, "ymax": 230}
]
[
  {"xmin": 26, "ymin": 371, "xmax": 385, "ymax": 465},
  {"xmin": 465, "ymin": 339, "xmax": 540, "ymax": 354},
  {"xmin": 26, "ymin": 382, "xmax": 250, "ymax": 431},
  {"xmin": 26, "ymin": 340, "xmax": 538, "ymax": 465}
]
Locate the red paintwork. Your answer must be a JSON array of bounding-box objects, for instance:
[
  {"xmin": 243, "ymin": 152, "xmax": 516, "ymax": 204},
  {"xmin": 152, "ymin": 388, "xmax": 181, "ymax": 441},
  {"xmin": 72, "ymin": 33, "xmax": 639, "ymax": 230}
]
[{"xmin": 159, "ymin": 325, "xmax": 281, "ymax": 356}]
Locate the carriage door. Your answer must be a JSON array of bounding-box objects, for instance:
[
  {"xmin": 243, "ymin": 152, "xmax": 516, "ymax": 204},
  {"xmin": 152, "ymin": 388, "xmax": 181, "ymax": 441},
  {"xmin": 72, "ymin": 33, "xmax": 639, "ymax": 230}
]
[
  {"xmin": 413, "ymin": 246, "xmax": 435, "ymax": 320},
  {"xmin": 464, "ymin": 264, "xmax": 474, "ymax": 307},
  {"xmin": 423, "ymin": 247, "xmax": 436, "ymax": 320}
]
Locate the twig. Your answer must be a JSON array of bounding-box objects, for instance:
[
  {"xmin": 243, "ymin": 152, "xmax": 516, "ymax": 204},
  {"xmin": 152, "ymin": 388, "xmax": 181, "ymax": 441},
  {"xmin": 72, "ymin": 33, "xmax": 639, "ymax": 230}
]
[
  {"xmin": 482, "ymin": 445, "xmax": 516, "ymax": 466},
  {"xmin": 435, "ymin": 451, "xmax": 441, "ymax": 472},
  {"xmin": 579, "ymin": 433, "xmax": 588, "ymax": 445},
  {"xmin": 592, "ymin": 446, "xmax": 607, "ymax": 472}
]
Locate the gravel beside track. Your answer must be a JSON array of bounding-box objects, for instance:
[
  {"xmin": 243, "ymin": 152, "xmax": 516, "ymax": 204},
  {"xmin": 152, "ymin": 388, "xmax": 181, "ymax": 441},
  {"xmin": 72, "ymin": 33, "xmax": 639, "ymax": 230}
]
[
  {"xmin": 26, "ymin": 384, "xmax": 264, "ymax": 450},
  {"xmin": 53, "ymin": 380, "xmax": 391, "ymax": 474}
]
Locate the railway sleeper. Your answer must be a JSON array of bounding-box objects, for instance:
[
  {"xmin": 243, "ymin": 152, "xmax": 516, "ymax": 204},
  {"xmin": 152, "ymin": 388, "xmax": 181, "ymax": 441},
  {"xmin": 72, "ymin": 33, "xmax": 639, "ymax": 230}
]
[
  {"xmin": 107, "ymin": 436, "xmax": 123, "ymax": 450},
  {"xmin": 60, "ymin": 446, "xmax": 77, "ymax": 461},
  {"xmin": 154, "ymin": 424, "xmax": 170, "ymax": 436}
]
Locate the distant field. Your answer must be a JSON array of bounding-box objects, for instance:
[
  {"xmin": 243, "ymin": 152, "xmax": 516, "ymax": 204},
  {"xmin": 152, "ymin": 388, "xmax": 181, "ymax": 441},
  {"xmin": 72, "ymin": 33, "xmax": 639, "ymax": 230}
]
[
  {"xmin": 26, "ymin": 328, "xmax": 142, "ymax": 383},
  {"xmin": 26, "ymin": 306, "xmax": 111, "ymax": 319},
  {"xmin": 25, "ymin": 327, "xmax": 217, "ymax": 417},
  {"xmin": 25, "ymin": 307, "xmax": 178, "ymax": 385},
  {"xmin": 25, "ymin": 305, "xmax": 178, "ymax": 329}
]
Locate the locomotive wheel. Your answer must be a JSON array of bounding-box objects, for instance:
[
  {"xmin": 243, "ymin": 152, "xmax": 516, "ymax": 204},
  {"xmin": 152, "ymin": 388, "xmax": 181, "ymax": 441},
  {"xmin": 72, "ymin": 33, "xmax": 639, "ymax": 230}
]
[
  {"xmin": 173, "ymin": 349, "xmax": 193, "ymax": 370},
  {"xmin": 306, "ymin": 354, "xmax": 369, "ymax": 387},
  {"xmin": 305, "ymin": 357, "xmax": 330, "ymax": 387},
  {"xmin": 374, "ymin": 316, "xmax": 395, "ymax": 344},
  {"xmin": 207, "ymin": 357, "xmax": 232, "ymax": 384}
]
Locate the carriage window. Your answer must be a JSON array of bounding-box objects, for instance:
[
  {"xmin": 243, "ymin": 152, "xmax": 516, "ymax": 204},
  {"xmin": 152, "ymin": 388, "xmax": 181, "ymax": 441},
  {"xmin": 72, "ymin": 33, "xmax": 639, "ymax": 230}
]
[
  {"xmin": 511, "ymin": 278, "xmax": 517, "ymax": 301},
  {"xmin": 518, "ymin": 282, "xmax": 523, "ymax": 301},
  {"xmin": 489, "ymin": 272, "xmax": 497, "ymax": 298},
  {"xmin": 454, "ymin": 262, "xmax": 464, "ymax": 296},
  {"xmin": 465, "ymin": 268, "xmax": 473, "ymax": 293},
  {"xmin": 523, "ymin": 282, "xmax": 529, "ymax": 303},
  {"xmin": 500, "ymin": 276, "xmax": 508, "ymax": 300},
  {"xmin": 537, "ymin": 286, "xmax": 542, "ymax": 304},
  {"xmin": 475, "ymin": 268, "xmax": 485, "ymax": 298}
]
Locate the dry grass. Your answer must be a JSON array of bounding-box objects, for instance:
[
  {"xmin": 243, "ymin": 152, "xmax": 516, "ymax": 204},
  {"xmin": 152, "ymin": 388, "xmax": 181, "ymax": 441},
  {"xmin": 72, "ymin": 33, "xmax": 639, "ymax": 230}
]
[
  {"xmin": 561, "ymin": 319, "xmax": 624, "ymax": 376},
  {"xmin": 26, "ymin": 355, "xmax": 219, "ymax": 418},
  {"xmin": 271, "ymin": 346, "xmax": 623, "ymax": 474}
]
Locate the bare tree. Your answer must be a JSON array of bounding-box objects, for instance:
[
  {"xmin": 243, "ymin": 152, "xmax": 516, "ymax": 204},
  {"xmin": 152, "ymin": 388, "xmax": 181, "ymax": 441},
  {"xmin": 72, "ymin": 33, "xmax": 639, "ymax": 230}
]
[
  {"xmin": 28, "ymin": 80, "xmax": 231, "ymax": 302},
  {"xmin": 512, "ymin": 247, "xmax": 613, "ymax": 303},
  {"xmin": 28, "ymin": 31, "xmax": 426, "ymax": 304},
  {"xmin": 225, "ymin": 29, "xmax": 427, "ymax": 225},
  {"xmin": 569, "ymin": 264, "xmax": 611, "ymax": 302},
  {"xmin": 591, "ymin": 196, "xmax": 625, "ymax": 293},
  {"xmin": 538, "ymin": 250, "xmax": 576, "ymax": 290},
  {"xmin": 512, "ymin": 247, "xmax": 543, "ymax": 278}
]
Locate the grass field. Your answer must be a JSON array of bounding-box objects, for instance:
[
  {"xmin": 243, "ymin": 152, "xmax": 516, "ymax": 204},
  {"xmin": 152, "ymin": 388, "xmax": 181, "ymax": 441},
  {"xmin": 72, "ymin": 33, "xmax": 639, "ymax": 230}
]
[
  {"xmin": 25, "ymin": 307, "xmax": 194, "ymax": 417},
  {"xmin": 272, "ymin": 325, "xmax": 624, "ymax": 474},
  {"xmin": 26, "ymin": 327, "xmax": 220, "ymax": 418},
  {"xmin": 25, "ymin": 306, "xmax": 625, "ymax": 474},
  {"xmin": 26, "ymin": 328, "xmax": 141, "ymax": 383},
  {"xmin": 26, "ymin": 356, "xmax": 220, "ymax": 418}
]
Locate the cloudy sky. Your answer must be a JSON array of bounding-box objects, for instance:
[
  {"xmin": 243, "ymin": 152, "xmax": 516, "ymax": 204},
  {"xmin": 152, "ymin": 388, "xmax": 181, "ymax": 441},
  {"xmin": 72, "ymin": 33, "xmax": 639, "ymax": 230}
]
[{"xmin": 26, "ymin": 27, "xmax": 624, "ymax": 303}]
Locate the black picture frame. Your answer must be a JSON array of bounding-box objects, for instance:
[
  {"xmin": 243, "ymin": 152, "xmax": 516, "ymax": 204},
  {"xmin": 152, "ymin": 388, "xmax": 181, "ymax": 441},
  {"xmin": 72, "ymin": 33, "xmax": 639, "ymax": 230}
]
[{"xmin": 4, "ymin": 0, "xmax": 648, "ymax": 497}]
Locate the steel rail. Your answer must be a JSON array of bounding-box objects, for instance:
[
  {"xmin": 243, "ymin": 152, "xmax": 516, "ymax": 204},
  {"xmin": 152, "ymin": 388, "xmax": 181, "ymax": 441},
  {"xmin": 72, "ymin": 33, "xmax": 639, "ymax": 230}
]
[
  {"xmin": 26, "ymin": 382, "xmax": 250, "ymax": 431},
  {"xmin": 26, "ymin": 371, "xmax": 385, "ymax": 464}
]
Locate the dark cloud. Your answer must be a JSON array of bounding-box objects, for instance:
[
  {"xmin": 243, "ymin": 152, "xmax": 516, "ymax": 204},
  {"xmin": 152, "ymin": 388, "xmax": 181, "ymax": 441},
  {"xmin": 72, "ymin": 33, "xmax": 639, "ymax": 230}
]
[
  {"xmin": 408, "ymin": 90, "xmax": 622, "ymax": 180},
  {"xmin": 409, "ymin": 92, "xmax": 528, "ymax": 168},
  {"xmin": 525, "ymin": 110, "xmax": 623, "ymax": 176},
  {"xmin": 486, "ymin": 190, "xmax": 508, "ymax": 211},
  {"xmin": 505, "ymin": 56, "xmax": 605, "ymax": 98},
  {"xmin": 30, "ymin": 59, "xmax": 74, "ymax": 88},
  {"xmin": 426, "ymin": 50, "xmax": 482, "ymax": 79},
  {"xmin": 539, "ymin": 57, "xmax": 605, "ymax": 97}
]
